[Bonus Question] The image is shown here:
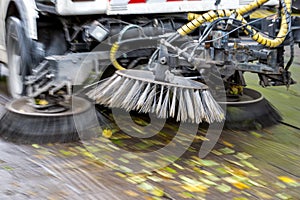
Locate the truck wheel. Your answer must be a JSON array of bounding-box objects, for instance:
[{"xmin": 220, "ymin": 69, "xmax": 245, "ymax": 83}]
[{"xmin": 6, "ymin": 17, "xmax": 32, "ymax": 98}]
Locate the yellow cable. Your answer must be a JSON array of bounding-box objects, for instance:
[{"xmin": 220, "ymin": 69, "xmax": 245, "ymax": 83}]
[{"xmin": 110, "ymin": 42, "xmax": 125, "ymax": 70}]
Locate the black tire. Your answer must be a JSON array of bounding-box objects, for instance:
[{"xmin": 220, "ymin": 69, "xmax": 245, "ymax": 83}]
[{"xmin": 6, "ymin": 17, "xmax": 32, "ymax": 98}]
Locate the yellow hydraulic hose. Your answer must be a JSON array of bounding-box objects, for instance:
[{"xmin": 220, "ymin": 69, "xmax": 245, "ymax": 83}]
[
  {"xmin": 182, "ymin": 0, "xmax": 291, "ymax": 48},
  {"xmin": 178, "ymin": 9, "xmax": 232, "ymax": 36},
  {"xmin": 110, "ymin": 42, "xmax": 126, "ymax": 70}
]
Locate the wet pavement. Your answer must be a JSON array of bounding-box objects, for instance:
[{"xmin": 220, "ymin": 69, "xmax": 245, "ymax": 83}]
[{"xmin": 0, "ymin": 48, "xmax": 299, "ymax": 200}]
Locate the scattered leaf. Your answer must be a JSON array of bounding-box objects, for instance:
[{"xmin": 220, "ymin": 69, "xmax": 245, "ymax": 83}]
[
  {"xmin": 127, "ymin": 175, "xmax": 147, "ymax": 184},
  {"xmin": 255, "ymin": 191, "xmax": 272, "ymax": 199},
  {"xmin": 178, "ymin": 192, "xmax": 195, "ymax": 199},
  {"xmin": 222, "ymin": 140, "xmax": 235, "ymax": 148},
  {"xmin": 199, "ymin": 159, "xmax": 219, "ymax": 167},
  {"xmin": 206, "ymin": 175, "xmax": 220, "ymax": 182},
  {"xmin": 248, "ymin": 179, "xmax": 264, "ymax": 187},
  {"xmin": 233, "ymin": 197, "xmax": 248, "ymax": 200},
  {"xmin": 102, "ymin": 129, "xmax": 113, "ymax": 138},
  {"xmin": 223, "ymin": 177, "xmax": 250, "ymax": 190},
  {"xmin": 181, "ymin": 184, "xmax": 207, "ymax": 193},
  {"xmin": 123, "ymin": 153, "xmax": 139, "ymax": 159},
  {"xmin": 115, "ymin": 172, "xmax": 127, "ymax": 178},
  {"xmin": 250, "ymin": 131, "xmax": 262, "ymax": 138},
  {"xmin": 219, "ymin": 147, "xmax": 235, "ymax": 154},
  {"xmin": 173, "ymin": 163, "xmax": 184, "ymax": 170},
  {"xmin": 194, "ymin": 135, "xmax": 209, "ymax": 141},
  {"xmin": 32, "ymin": 144, "xmax": 40, "ymax": 149},
  {"xmin": 179, "ymin": 175, "xmax": 204, "ymax": 186},
  {"xmin": 215, "ymin": 183, "xmax": 231, "ymax": 193},
  {"xmin": 118, "ymin": 157, "xmax": 129, "ymax": 164},
  {"xmin": 2, "ymin": 166, "xmax": 14, "ymax": 171},
  {"xmin": 224, "ymin": 159, "xmax": 245, "ymax": 167},
  {"xmin": 240, "ymin": 160, "xmax": 259, "ymax": 171},
  {"xmin": 199, "ymin": 178, "xmax": 217, "ymax": 186},
  {"xmin": 118, "ymin": 165, "xmax": 133, "ymax": 173},
  {"xmin": 164, "ymin": 167, "xmax": 177, "ymax": 174},
  {"xmin": 275, "ymin": 193, "xmax": 293, "ymax": 200},
  {"xmin": 81, "ymin": 151, "xmax": 95, "ymax": 159},
  {"xmin": 59, "ymin": 150, "xmax": 77, "ymax": 156},
  {"xmin": 211, "ymin": 150, "xmax": 223, "ymax": 156},
  {"xmin": 138, "ymin": 182, "xmax": 164, "ymax": 197},
  {"xmin": 215, "ymin": 167, "xmax": 229, "ymax": 175},
  {"xmin": 124, "ymin": 190, "xmax": 139, "ymax": 197},
  {"xmin": 278, "ymin": 176, "xmax": 297, "ymax": 184},
  {"xmin": 156, "ymin": 170, "xmax": 174, "ymax": 179},
  {"xmin": 147, "ymin": 176, "xmax": 163, "ymax": 182},
  {"xmin": 232, "ymin": 182, "xmax": 250, "ymax": 190},
  {"xmin": 234, "ymin": 152, "xmax": 252, "ymax": 160}
]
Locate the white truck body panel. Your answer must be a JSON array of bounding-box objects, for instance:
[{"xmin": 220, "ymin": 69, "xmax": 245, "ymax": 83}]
[
  {"xmin": 55, "ymin": 0, "xmax": 279, "ymax": 16},
  {"xmin": 0, "ymin": 0, "xmax": 280, "ymax": 64},
  {"xmin": 107, "ymin": 0, "xmax": 239, "ymax": 15},
  {"xmin": 55, "ymin": 0, "xmax": 108, "ymax": 15}
]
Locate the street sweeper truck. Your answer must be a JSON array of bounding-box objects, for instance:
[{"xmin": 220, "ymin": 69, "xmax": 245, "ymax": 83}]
[{"xmin": 0, "ymin": 0, "xmax": 299, "ymax": 140}]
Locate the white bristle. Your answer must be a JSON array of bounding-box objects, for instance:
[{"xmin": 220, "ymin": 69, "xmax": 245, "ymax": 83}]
[
  {"xmin": 177, "ymin": 88, "xmax": 188, "ymax": 122},
  {"xmin": 151, "ymin": 85, "xmax": 157, "ymax": 113},
  {"xmin": 136, "ymin": 82, "xmax": 151, "ymax": 110},
  {"xmin": 202, "ymin": 90, "xmax": 224, "ymax": 122},
  {"xmin": 183, "ymin": 89, "xmax": 195, "ymax": 123},
  {"xmin": 140, "ymin": 84, "xmax": 156, "ymax": 113},
  {"xmin": 98, "ymin": 76, "xmax": 124, "ymax": 105},
  {"xmin": 169, "ymin": 87, "xmax": 177, "ymax": 118},
  {"xmin": 87, "ymin": 74, "xmax": 118, "ymax": 98},
  {"xmin": 156, "ymin": 85, "xmax": 165, "ymax": 114},
  {"xmin": 193, "ymin": 90, "xmax": 203, "ymax": 124},
  {"xmin": 127, "ymin": 81, "xmax": 146, "ymax": 111},
  {"xmin": 121, "ymin": 80, "xmax": 141, "ymax": 111},
  {"xmin": 158, "ymin": 86, "xmax": 170, "ymax": 118},
  {"xmin": 109, "ymin": 78, "xmax": 130, "ymax": 107}
]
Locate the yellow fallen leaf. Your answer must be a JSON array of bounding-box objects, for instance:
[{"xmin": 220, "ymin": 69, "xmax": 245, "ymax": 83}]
[
  {"xmin": 36, "ymin": 99, "xmax": 48, "ymax": 105},
  {"xmin": 138, "ymin": 182, "xmax": 164, "ymax": 197},
  {"xmin": 224, "ymin": 177, "xmax": 250, "ymax": 190},
  {"xmin": 227, "ymin": 166, "xmax": 249, "ymax": 177},
  {"xmin": 173, "ymin": 163, "xmax": 184, "ymax": 170},
  {"xmin": 222, "ymin": 140, "xmax": 235, "ymax": 148},
  {"xmin": 181, "ymin": 184, "xmax": 207, "ymax": 193},
  {"xmin": 115, "ymin": 172, "xmax": 127, "ymax": 178},
  {"xmin": 232, "ymin": 182, "xmax": 250, "ymax": 190},
  {"xmin": 126, "ymin": 175, "xmax": 147, "ymax": 184},
  {"xmin": 32, "ymin": 144, "xmax": 40, "ymax": 149},
  {"xmin": 102, "ymin": 129, "xmax": 113, "ymax": 138},
  {"xmin": 155, "ymin": 170, "xmax": 174, "ymax": 179},
  {"xmin": 124, "ymin": 190, "xmax": 139, "ymax": 197},
  {"xmin": 151, "ymin": 187, "xmax": 164, "ymax": 197},
  {"xmin": 278, "ymin": 176, "xmax": 297, "ymax": 184}
]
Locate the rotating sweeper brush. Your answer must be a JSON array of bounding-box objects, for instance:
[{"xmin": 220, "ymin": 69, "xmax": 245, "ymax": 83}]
[
  {"xmin": 0, "ymin": 96, "xmax": 98, "ymax": 143},
  {"xmin": 87, "ymin": 69, "xmax": 225, "ymax": 124}
]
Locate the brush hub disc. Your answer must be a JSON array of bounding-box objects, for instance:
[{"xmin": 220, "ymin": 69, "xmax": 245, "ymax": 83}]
[
  {"xmin": 219, "ymin": 88, "xmax": 264, "ymax": 105},
  {"xmin": 5, "ymin": 96, "xmax": 91, "ymax": 117}
]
